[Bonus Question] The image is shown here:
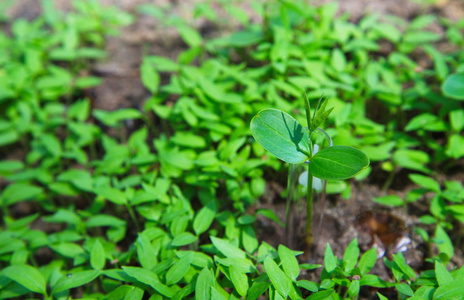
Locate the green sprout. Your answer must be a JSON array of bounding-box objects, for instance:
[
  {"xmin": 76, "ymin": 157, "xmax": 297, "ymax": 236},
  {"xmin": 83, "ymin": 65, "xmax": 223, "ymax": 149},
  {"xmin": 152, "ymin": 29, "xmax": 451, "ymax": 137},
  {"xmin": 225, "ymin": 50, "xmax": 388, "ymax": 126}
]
[{"xmin": 250, "ymin": 95, "xmax": 370, "ymax": 246}]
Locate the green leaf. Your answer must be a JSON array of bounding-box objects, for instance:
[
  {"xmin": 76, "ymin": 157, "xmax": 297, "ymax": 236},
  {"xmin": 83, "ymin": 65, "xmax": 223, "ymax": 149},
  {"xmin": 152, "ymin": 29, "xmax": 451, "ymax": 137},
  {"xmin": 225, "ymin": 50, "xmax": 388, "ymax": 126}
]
[
  {"xmin": 324, "ymin": 244, "xmax": 337, "ymax": 273},
  {"xmin": 74, "ymin": 76, "xmax": 102, "ymax": 89},
  {"xmin": 166, "ymin": 252, "xmax": 194, "ymax": 285},
  {"xmin": 358, "ymin": 248, "xmax": 378, "ymax": 275},
  {"xmin": 141, "ymin": 59, "xmax": 160, "ymax": 93},
  {"xmin": 343, "ymin": 238, "xmax": 360, "ymax": 273},
  {"xmin": 2, "ymin": 264, "xmax": 47, "ymax": 294},
  {"xmin": 95, "ymin": 186, "xmax": 127, "ymax": 205},
  {"xmin": 211, "ymin": 236, "xmax": 246, "ymax": 259},
  {"xmin": 443, "ymin": 73, "xmax": 464, "ymax": 100},
  {"xmin": 396, "ymin": 283, "xmax": 414, "ymax": 296},
  {"xmin": 52, "ymin": 270, "xmax": 101, "ymax": 294},
  {"xmin": 171, "ymin": 232, "xmax": 198, "ymax": 247},
  {"xmin": 123, "ymin": 266, "xmax": 173, "ymax": 298},
  {"xmin": 347, "ymin": 280, "xmax": 360, "ymax": 298},
  {"xmin": 435, "ymin": 225, "xmax": 454, "ymax": 261},
  {"xmin": 230, "ymin": 265, "xmax": 249, "ymax": 298},
  {"xmin": 242, "ymin": 225, "xmax": 258, "ymax": 254},
  {"xmin": 263, "ymin": 256, "xmax": 291, "ymax": 298},
  {"xmin": 309, "ymin": 146, "xmax": 369, "ymax": 180},
  {"xmin": 435, "ymin": 261, "xmax": 454, "ymax": 286},
  {"xmin": 248, "ymin": 281, "xmax": 271, "ymax": 300},
  {"xmin": 278, "ymin": 245, "xmax": 300, "ymax": 281},
  {"xmin": 106, "ymin": 285, "xmax": 144, "ymax": 300},
  {"xmin": 193, "ymin": 201, "xmax": 217, "ymax": 235},
  {"xmin": 409, "ymin": 174, "xmax": 441, "ymax": 192},
  {"xmin": 136, "ymin": 233, "xmax": 158, "ymax": 270},
  {"xmin": 307, "ymin": 289, "xmax": 335, "ymax": 300},
  {"xmin": 433, "ymin": 280, "xmax": 464, "ymax": 299},
  {"xmin": 392, "ymin": 252, "xmax": 416, "ymax": 281},
  {"xmin": 372, "ymin": 195, "xmax": 404, "ymax": 207},
  {"xmin": 0, "ymin": 129, "xmax": 19, "ymax": 146},
  {"xmin": 195, "ymin": 268, "xmax": 215, "ymax": 300},
  {"xmin": 0, "ymin": 160, "xmax": 24, "ymax": 173},
  {"xmin": 377, "ymin": 293, "xmax": 388, "ymax": 300},
  {"xmin": 90, "ymin": 240, "xmax": 106, "ymax": 270},
  {"xmin": 393, "ymin": 149, "xmax": 430, "ymax": 174},
  {"xmin": 1, "ymin": 182, "xmax": 43, "ymax": 206},
  {"xmin": 250, "ymin": 109, "xmax": 310, "ymax": 164}
]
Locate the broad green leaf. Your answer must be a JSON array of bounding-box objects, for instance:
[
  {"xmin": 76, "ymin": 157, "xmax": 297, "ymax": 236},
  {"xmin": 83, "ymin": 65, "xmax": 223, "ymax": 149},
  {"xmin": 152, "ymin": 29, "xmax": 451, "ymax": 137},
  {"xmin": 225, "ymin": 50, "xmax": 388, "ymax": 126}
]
[
  {"xmin": 343, "ymin": 239, "xmax": 360, "ymax": 273},
  {"xmin": 309, "ymin": 146, "xmax": 369, "ymax": 180},
  {"xmin": 278, "ymin": 245, "xmax": 300, "ymax": 281},
  {"xmin": 41, "ymin": 134, "xmax": 62, "ymax": 157},
  {"xmin": 195, "ymin": 268, "xmax": 215, "ymax": 300},
  {"xmin": 435, "ymin": 225, "xmax": 454, "ymax": 261},
  {"xmin": 171, "ymin": 232, "xmax": 198, "ymax": 247},
  {"xmin": 52, "ymin": 270, "xmax": 101, "ymax": 294},
  {"xmin": 106, "ymin": 285, "xmax": 144, "ymax": 300},
  {"xmin": 263, "ymin": 256, "xmax": 291, "ymax": 298},
  {"xmin": 211, "ymin": 236, "xmax": 246, "ymax": 259},
  {"xmin": 215, "ymin": 257, "xmax": 256, "ymax": 273},
  {"xmin": 193, "ymin": 201, "xmax": 216, "ymax": 235},
  {"xmin": 141, "ymin": 59, "xmax": 160, "ymax": 93},
  {"xmin": 250, "ymin": 109, "xmax": 310, "ymax": 164},
  {"xmin": 296, "ymin": 280, "xmax": 318, "ymax": 293},
  {"xmin": 347, "ymin": 280, "xmax": 360, "ymax": 298},
  {"xmin": 0, "ymin": 129, "xmax": 19, "ymax": 146},
  {"xmin": 372, "ymin": 195, "xmax": 404, "ymax": 207},
  {"xmin": 90, "ymin": 240, "xmax": 105, "ymax": 270},
  {"xmin": 50, "ymin": 243, "xmax": 85, "ymax": 258},
  {"xmin": 358, "ymin": 248, "xmax": 378, "ymax": 275},
  {"xmin": 230, "ymin": 265, "xmax": 249, "ymax": 298},
  {"xmin": 393, "ymin": 149, "xmax": 430, "ymax": 174},
  {"xmin": 443, "ymin": 73, "xmax": 464, "ymax": 100},
  {"xmin": 136, "ymin": 233, "xmax": 158, "ymax": 270},
  {"xmin": 307, "ymin": 289, "xmax": 335, "ymax": 300},
  {"xmin": 123, "ymin": 266, "xmax": 173, "ymax": 298},
  {"xmin": 95, "ymin": 186, "xmax": 127, "ymax": 205},
  {"xmin": 446, "ymin": 134, "xmax": 464, "ymax": 159},
  {"xmin": 324, "ymin": 244, "xmax": 337, "ymax": 273},
  {"xmin": 0, "ymin": 160, "xmax": 24, "ymax": 173},
  {"xmin": 247, "ymin": 281, "xmax": 271, "ymax": 300},
  {"xmin": 1, "ymin": 182, "xmax": 43, "ymax": 206},
  {"xmin": 434, "ymin": 280, "xmax": 464, "ymax": 299},
  {"xmin": 242, "ymin": 225, "xmax": 258, "ymax": 254},
  {"xmin": 166, "ymin": 252, "xmax": 194, "ymax": 285},
  {"xmin": 449, "ymin": 110, "xmax": 464, "ymax": 132},
  {"xmin": 395, "ymin": 283, "xmax": 414, "ymax": 296},
  {"xmin": 435, "ymin": 261, "xmax": 454, "ymax": 286},
  {"xmin": 409, "ymin": 174, "xmax": 441, "ymax": 192},
  {"xmin": 392, "ymin": 253, "xmax": 416, "ymax": 281},
  {"xmin": 75, "ymin": 76, "xmax": 102, "ymax": 88},
  {"xmin": 2, "ymin": 264, "xmax": 46, "ymax": 294}
]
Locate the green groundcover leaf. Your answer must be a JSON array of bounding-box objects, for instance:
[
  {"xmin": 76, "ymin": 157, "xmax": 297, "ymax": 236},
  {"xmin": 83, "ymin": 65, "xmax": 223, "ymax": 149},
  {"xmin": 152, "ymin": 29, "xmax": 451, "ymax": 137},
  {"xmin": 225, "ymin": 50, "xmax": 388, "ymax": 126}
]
[
  {"xmin": 251, "ymin": 109, "xmax": 310, "ymax": 164},
  {"xmin": 2, "ymin": 265, "xmax": 47, "ymax": 295},
  {"xmin": 309, "ymin": 146, "xmax": 370, "ymax": 180},
  {"xmin": 442, "ymin": 73, "xmax": 464, "ymax": 100}
]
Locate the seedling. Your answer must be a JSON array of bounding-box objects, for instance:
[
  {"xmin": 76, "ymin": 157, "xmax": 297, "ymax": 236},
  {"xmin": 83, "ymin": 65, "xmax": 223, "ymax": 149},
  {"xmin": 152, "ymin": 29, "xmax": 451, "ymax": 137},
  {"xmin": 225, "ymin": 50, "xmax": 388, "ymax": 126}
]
[{"xmin": 250, "ymin": 96, "xmax": 369, "ymax": 247}]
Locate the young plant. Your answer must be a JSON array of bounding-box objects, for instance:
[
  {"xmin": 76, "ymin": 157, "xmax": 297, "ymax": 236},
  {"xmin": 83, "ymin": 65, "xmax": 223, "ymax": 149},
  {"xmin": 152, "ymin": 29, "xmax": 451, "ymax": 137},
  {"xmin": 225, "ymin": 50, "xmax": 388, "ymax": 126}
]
[{"xmin": 250, "ymin": 96, "xmax": 369, "ymax": 246}]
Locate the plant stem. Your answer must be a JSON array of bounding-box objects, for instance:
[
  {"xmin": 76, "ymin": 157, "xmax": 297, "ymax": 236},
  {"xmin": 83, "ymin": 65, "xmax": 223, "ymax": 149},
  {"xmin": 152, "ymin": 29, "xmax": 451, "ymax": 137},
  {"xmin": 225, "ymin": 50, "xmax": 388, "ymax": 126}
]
[
  {"xmin": 126, "ymin": 203, "xmax": 141, "ymax": 232},
  {"xmin": 305, "ymin": 164, "xmax": 314, "ymax": 247}
]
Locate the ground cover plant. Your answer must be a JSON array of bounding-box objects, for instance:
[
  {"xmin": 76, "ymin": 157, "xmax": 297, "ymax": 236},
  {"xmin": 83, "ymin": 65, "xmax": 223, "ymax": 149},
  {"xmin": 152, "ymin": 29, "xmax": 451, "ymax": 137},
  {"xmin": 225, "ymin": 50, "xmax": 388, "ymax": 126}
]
[{"xmin": 0, "ymin": 0, "xmax": 464, "ymax": 299}]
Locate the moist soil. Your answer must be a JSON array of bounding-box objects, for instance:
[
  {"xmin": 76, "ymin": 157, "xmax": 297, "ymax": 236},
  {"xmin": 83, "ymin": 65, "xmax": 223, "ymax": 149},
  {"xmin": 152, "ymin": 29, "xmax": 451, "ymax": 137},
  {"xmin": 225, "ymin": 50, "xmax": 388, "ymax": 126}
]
[{"xmin": 6, "ymin": 1, "xmax": 464, "ymax": 299}]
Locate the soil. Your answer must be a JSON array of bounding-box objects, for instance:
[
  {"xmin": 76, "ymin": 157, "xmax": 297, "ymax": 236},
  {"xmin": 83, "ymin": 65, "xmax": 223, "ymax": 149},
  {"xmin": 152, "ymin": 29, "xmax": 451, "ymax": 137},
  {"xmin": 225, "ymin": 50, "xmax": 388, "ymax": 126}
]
[{"xmin": 5, "ymin": 0, "xmax": 464, "ymax": 299}]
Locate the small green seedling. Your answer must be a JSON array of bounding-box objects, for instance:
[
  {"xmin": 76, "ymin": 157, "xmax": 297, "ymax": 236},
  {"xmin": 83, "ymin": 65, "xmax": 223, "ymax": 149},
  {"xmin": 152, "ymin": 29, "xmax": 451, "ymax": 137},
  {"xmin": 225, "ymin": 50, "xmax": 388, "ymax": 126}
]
[{"xmin": 250, "ymin": 96, "xmax": 369, "ymax": 246}]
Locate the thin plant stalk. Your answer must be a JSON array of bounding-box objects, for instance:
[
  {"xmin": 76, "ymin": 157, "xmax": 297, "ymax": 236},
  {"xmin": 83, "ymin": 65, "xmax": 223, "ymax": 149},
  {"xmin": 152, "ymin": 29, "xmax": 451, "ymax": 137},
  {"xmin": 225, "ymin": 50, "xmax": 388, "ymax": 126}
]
[{"xmin": 305, "ymin": 165, "xmax": 314, "ymax": 246}]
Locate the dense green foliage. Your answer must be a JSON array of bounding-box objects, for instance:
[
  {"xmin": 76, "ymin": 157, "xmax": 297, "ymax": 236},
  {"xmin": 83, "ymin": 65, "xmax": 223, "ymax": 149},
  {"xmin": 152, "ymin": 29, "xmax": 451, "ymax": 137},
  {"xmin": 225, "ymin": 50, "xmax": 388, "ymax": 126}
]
[{"xmin": 0, "ymin": 0, "xmax": 463, "ymax": 299}]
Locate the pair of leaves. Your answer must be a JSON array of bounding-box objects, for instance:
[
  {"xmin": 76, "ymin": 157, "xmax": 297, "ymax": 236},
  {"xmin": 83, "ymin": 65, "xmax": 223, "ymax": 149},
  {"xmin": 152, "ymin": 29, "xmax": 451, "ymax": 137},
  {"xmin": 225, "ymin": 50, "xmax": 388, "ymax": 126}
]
[{"xmin": 251, "ymin": 109, "xmax": 369, "ymax": 180}]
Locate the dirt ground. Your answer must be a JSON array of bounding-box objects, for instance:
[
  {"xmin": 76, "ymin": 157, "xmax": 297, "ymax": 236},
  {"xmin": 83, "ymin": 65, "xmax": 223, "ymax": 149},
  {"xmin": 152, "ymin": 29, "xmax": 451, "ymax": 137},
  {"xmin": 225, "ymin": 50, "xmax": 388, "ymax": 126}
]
[{"xmin": 5, "ymin": 0, "xmax": 464, "ymax": 297}]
